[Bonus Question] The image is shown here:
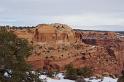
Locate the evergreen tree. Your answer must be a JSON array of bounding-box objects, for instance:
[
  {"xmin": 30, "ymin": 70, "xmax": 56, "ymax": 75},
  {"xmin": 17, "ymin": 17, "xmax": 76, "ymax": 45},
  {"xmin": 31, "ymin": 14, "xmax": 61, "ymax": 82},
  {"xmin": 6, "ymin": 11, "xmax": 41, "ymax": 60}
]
[{"xmin": 0, "ymin": 28, "xmax": 42, "ymax": 82}]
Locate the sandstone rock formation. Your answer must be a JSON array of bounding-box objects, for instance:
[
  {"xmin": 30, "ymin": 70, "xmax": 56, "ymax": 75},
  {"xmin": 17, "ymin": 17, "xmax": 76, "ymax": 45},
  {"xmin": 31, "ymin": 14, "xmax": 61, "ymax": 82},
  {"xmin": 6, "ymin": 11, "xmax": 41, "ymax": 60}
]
[{"xmin": 10, "ymin": 23, "xmax": 124, "ymax": 75}]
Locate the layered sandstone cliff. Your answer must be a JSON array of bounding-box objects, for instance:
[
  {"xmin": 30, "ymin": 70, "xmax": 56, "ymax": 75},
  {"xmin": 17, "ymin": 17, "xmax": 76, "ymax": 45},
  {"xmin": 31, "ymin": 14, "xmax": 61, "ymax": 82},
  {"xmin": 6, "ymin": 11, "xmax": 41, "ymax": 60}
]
[{"xmin": 11, "ymin": 23, "xmax": 124, "ymax": 75}]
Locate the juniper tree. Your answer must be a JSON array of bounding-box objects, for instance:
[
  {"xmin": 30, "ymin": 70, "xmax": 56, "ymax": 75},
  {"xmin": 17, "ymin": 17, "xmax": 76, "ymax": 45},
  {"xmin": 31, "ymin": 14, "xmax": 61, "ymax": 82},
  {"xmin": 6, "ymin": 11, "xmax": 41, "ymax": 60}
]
[{"xmin": 0, "ymin": 28, "xmax": 42, "ymax": 82}]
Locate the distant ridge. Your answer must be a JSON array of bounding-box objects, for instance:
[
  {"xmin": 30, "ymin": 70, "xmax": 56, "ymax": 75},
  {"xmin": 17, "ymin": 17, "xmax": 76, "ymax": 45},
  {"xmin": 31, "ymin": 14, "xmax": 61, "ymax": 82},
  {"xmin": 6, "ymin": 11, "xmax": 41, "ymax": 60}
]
[
  {"xmin": 74, "ymin": 29, "xmax": 124, "ymax": 35},
  {"xmin": 115, "ymin": 31, "xmax": 124, "ymax": 34},
  {"xmin": 73, "ymin": 29, "xmax": 110, "ymax": 32}
]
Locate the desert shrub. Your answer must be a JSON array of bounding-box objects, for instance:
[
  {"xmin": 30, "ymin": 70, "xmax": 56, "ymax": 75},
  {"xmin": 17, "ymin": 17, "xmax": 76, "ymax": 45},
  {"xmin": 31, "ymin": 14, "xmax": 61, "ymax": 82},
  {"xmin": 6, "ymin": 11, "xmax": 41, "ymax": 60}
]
[
  {"xmin": 117, "ymin": 70, "xmax": 124, "ymax": 82},
  {"xmin": 65, "ymin": 64, "xmax": 93, "ymax": 80},
  {"xmin": 64, "ymin": 64, "xmax": 78, "ymax": 80},
  {"xmin": 47, "ymin": 70, "xmax": 59, "ymax": 78},
  {"xmin": 77, "ymin": 67, "xmax": 93, "ymax": 78},
  {"xmin": 117, "ymin": 76, "xmax": 124, "ymax": 82},
  {"xmin": 75, "ymin": 76, "xmax": 86, "ymax": 82}
]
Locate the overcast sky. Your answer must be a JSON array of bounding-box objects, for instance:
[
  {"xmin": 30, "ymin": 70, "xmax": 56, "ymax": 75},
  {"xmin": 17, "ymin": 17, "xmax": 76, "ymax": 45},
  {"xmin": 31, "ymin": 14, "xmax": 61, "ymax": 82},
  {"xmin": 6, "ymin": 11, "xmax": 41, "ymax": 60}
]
[{"xmin": 0, "ymin": 0, "xmax": 124, "ymax": 31}]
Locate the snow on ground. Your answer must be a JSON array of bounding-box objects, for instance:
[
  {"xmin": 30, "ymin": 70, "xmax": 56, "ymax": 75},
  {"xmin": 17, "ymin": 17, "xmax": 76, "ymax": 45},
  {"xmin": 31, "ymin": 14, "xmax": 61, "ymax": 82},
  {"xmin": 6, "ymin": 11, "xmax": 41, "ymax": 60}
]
[
  {"xmin": 39, "ymin": 73, "xmax": 74, "ymax": 82},
  {"xmin": 47, "ymin": 78, "xmax": 74, "ymax": 82},
  {"xmin": 39, "ymin": 73, "xmax": 118, "ymax": 82},
  {"xmin": 85, "ymin": 77, "xmax": 117, "ymax": 82},
  {"xmin": 102, "ymin": 77, "xmax": 118, "ymax": 82}
]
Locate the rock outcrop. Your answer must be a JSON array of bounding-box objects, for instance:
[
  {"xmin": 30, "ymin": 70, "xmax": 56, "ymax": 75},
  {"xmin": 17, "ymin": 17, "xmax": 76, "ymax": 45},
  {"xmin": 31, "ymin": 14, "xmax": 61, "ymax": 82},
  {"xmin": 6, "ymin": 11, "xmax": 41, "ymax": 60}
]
[{"xmin": 10, "ymin": 23, "xmax": 124, "ymax": 75}]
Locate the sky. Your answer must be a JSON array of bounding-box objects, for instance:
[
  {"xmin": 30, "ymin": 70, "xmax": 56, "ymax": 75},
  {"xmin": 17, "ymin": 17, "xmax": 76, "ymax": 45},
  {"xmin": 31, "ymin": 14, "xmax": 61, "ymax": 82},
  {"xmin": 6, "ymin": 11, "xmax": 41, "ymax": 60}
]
[{"xmin": 0, "ymin": 0, "xmax": 124, "ymax": 31}]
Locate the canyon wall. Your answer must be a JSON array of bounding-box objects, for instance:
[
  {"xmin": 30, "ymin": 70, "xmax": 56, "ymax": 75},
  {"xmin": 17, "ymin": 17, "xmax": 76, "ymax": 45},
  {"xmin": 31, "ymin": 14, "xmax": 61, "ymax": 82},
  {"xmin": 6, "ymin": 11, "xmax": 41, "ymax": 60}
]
[{"xmin": 11, "ymin": 23, "xmax": 124, "ymax": 75}]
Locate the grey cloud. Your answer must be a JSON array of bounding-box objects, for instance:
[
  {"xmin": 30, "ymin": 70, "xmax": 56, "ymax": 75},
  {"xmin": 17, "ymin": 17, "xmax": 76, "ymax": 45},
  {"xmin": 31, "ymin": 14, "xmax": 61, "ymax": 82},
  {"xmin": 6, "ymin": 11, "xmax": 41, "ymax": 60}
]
[
  {"xmin": 0, "ymin": 0, "xmax": 124, "ymax": 31},
  {"xmin": 1, "ymin": 0, "xmax": 124, "ymax": 16}
]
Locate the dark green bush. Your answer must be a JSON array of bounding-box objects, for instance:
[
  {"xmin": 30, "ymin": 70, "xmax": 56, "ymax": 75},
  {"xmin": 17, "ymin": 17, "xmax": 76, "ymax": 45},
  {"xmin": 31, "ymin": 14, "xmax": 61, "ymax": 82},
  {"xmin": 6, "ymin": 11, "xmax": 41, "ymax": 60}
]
[
  {"xmin": 77, "ymin": 67, "xmax": 93, "ymax": 78},
  {"xmin": 64, "ymin": 64, "xmax": 78, "ymax": 80},
  {"xmin": 65, "ymin": 64, "xmax": 93, "ymax": 80},
  {"xmin": 117, "ymin": 70, "xmax": 124, "ymax": 82}
]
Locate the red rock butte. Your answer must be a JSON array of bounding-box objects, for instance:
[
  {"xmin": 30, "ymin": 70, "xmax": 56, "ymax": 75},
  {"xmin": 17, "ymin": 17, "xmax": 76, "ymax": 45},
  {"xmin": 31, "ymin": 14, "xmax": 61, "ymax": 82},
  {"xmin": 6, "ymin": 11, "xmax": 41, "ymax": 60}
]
[{"xmin": 10, "ymin": 23, "xmax": 124, "ymax": 75}]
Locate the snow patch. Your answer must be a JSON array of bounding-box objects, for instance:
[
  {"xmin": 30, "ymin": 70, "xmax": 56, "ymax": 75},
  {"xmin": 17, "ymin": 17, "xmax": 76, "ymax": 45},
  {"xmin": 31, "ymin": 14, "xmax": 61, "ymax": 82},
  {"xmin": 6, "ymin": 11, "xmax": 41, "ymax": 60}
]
[{"xmin": 39, "ymin": 73, "xmax": 118, "ymax": 82}]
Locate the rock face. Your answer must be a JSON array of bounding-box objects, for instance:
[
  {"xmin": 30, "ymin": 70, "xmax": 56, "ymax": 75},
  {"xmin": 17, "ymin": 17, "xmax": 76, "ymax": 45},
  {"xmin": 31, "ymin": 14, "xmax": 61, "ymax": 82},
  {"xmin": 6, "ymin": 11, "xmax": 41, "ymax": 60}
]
[
  {"xmin": 34, "ymin": 24, "xmax": 75, "ymax": 43},
  {"xmin": 11, "ymin": 23, "xmax": 124, "ymax": 75}
]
